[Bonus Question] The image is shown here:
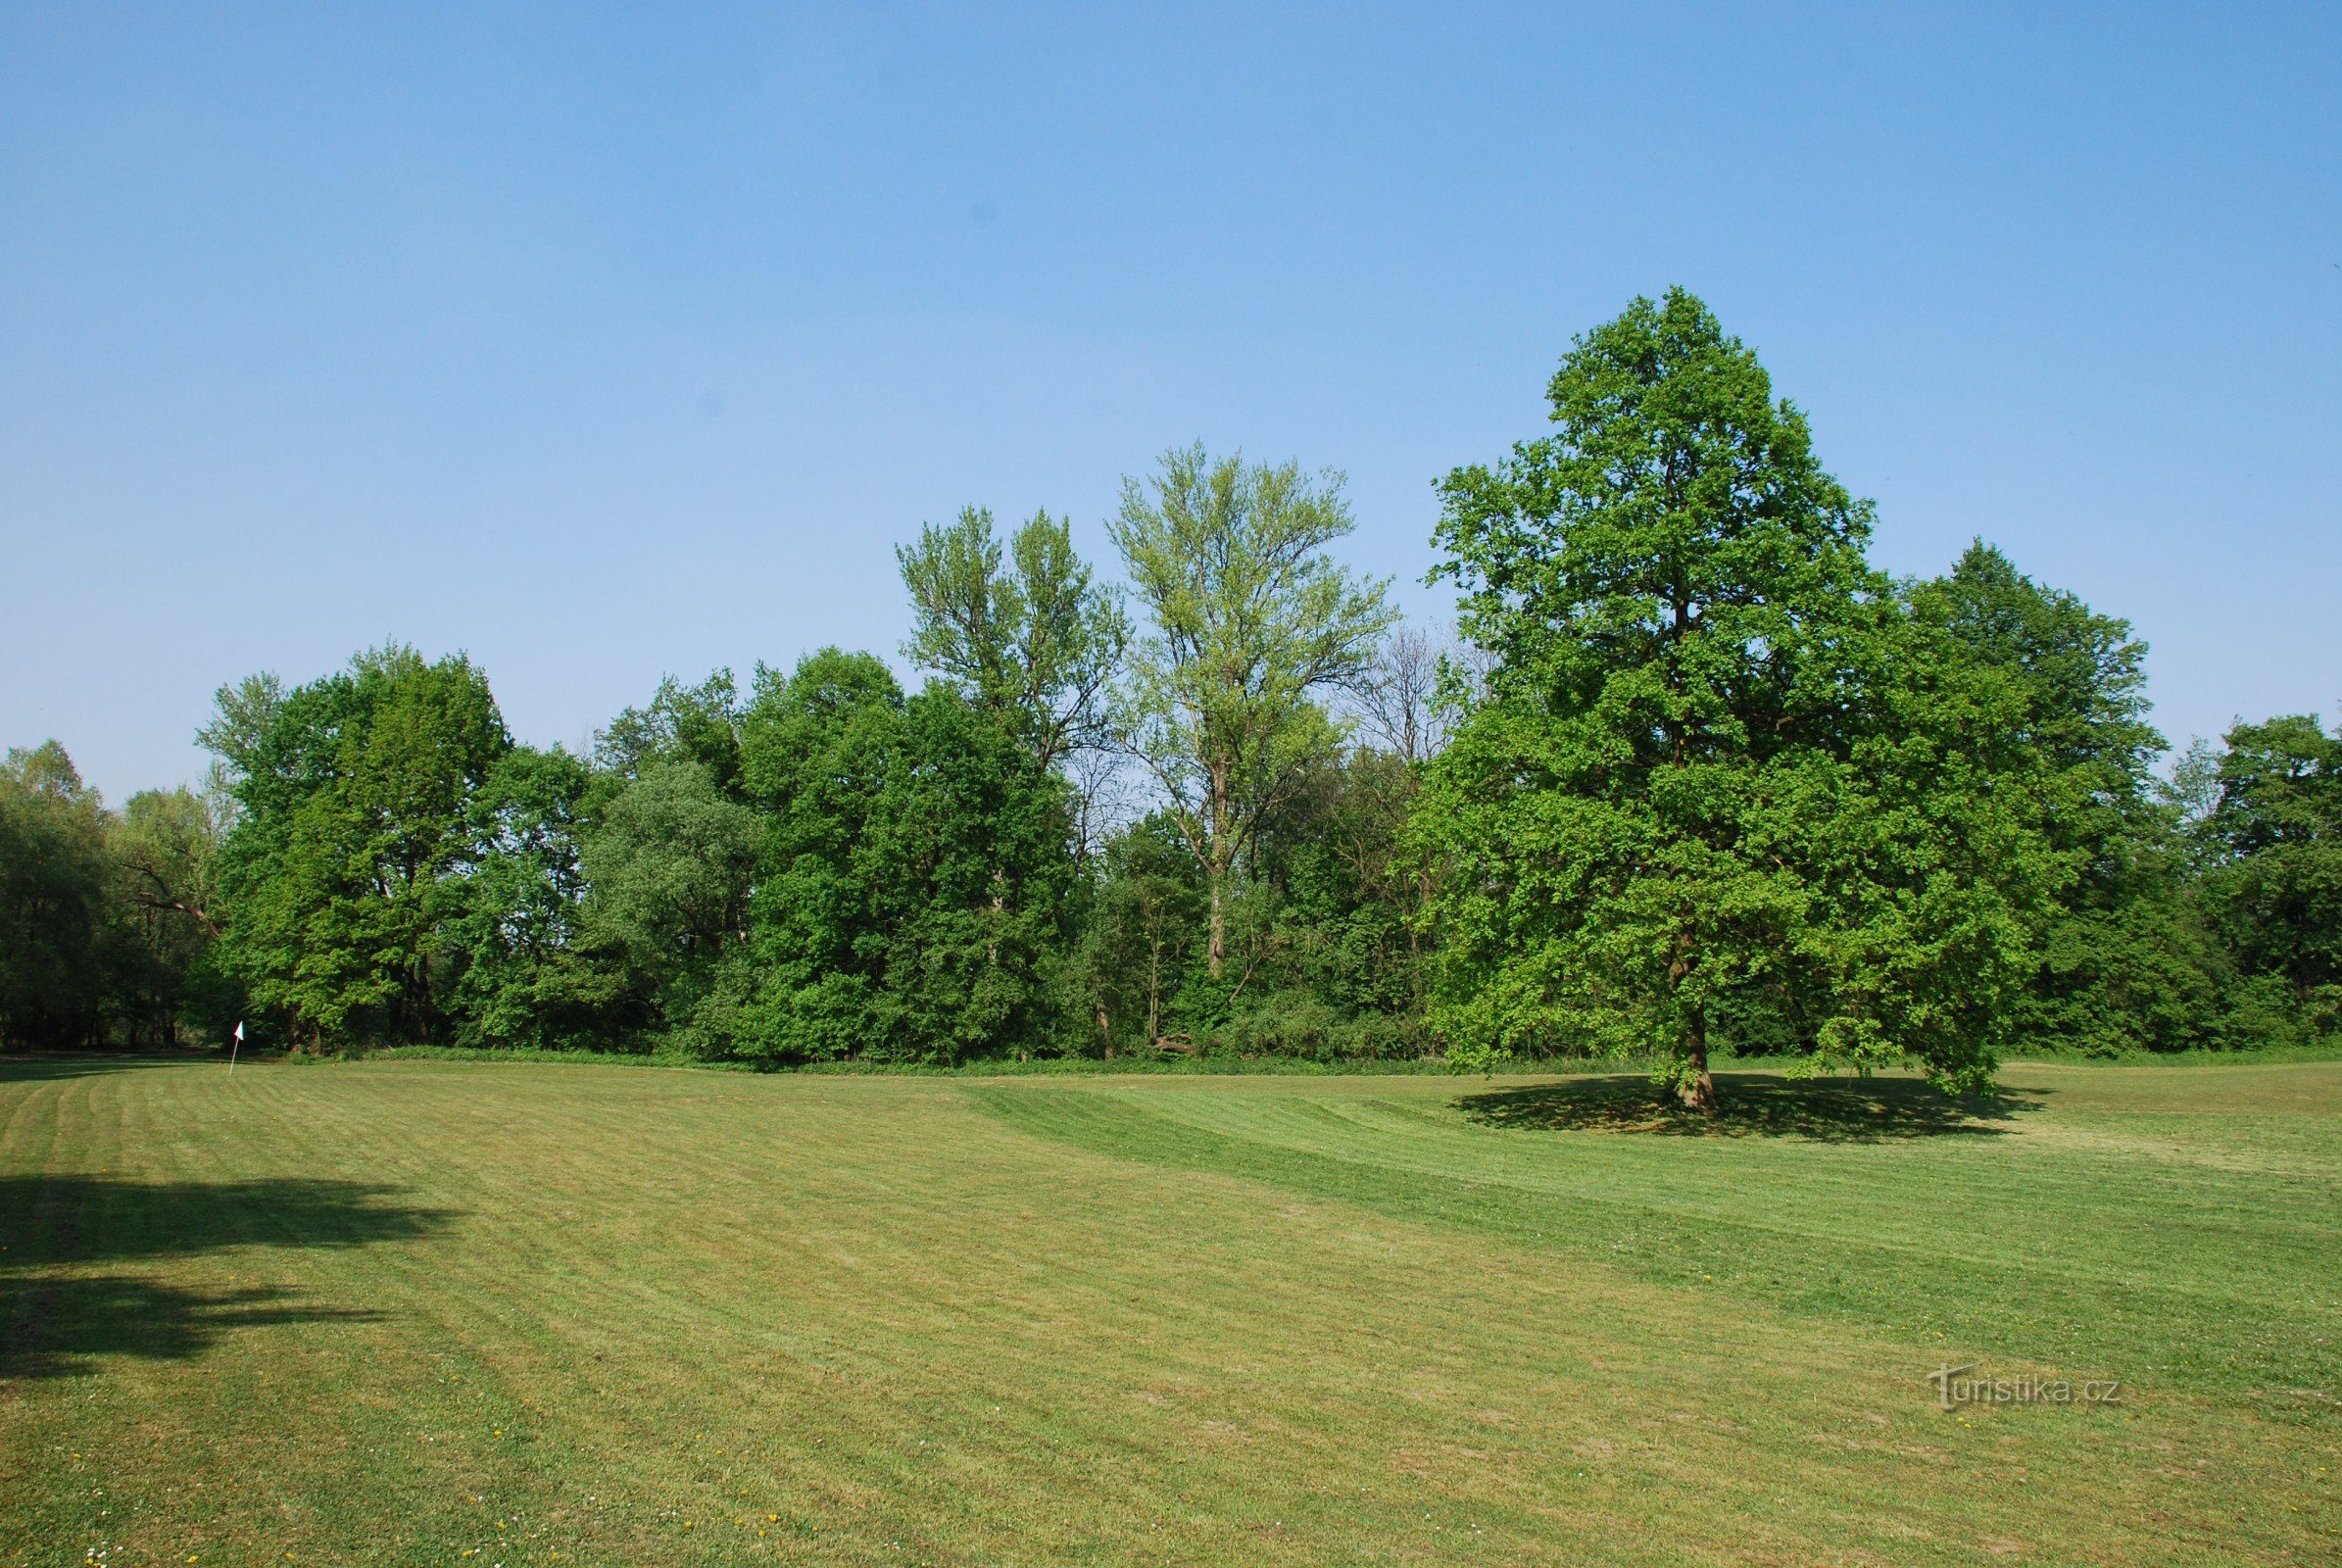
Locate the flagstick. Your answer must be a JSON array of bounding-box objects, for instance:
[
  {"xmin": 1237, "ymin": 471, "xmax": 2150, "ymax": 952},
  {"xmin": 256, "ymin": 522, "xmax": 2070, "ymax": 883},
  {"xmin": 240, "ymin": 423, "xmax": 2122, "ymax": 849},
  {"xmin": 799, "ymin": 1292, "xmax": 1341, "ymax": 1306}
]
[{"xmin": 229, "ymin": 1021, "xmax": 242, "ymax": 1076}]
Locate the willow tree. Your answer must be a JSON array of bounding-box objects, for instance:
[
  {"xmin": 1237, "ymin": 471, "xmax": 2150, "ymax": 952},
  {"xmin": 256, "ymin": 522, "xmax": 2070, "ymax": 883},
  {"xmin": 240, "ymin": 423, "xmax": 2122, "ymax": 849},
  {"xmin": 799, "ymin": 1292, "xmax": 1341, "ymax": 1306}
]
[
  {"xmin": 1416, "ymin": 290, "xmax": 2065, "ymax": 1109},
  {"xmin": 1109, "ymin": 445, "xmax": 1393, "ymax": 976}
]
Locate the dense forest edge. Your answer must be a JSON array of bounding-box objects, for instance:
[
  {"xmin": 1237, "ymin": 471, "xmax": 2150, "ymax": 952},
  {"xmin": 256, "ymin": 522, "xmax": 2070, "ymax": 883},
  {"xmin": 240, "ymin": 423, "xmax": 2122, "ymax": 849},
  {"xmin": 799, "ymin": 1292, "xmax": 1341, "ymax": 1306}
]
[{"xmin": 5, "ymin": 291, "xmax": 2335, "ymax": 1098}]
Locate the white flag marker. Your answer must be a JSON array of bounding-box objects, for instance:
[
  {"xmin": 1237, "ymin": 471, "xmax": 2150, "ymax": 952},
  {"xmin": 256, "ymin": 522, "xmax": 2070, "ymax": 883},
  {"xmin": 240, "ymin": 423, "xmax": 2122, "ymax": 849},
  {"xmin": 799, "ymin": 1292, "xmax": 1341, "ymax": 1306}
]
[{"xmin": 230, "ymin": 1020, "xmax": 243, "ymax": 1075}]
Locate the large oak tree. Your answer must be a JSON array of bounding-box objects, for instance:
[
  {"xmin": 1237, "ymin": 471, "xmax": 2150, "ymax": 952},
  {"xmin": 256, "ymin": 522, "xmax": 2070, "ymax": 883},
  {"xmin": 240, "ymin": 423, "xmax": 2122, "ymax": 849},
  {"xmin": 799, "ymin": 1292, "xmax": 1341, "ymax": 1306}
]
[{"xmin": 1416, "ymin": 290, "xmax": 2067, "ymax": 1108}]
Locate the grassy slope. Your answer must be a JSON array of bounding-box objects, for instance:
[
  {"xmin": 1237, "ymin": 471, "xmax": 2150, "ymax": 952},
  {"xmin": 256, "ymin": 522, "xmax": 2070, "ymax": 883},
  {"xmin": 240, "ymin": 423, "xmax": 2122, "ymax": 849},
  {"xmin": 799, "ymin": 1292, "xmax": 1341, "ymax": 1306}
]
[{"xmin": 0, "ymin": 1059, "xmax": 2334, "ymax": 1566}]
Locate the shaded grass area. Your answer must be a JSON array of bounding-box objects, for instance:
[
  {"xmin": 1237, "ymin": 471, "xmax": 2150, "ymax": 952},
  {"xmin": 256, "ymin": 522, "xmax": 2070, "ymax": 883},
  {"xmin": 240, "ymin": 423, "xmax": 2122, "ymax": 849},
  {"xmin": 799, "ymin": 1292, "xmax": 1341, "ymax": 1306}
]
[
  {"xmin": 1, "ymin": 1174, "xmax": 452, "ymax": 1381},
  {"xmin": 1, "ymin": 1057, "xmax": 2336, "ymax": 1565},
  {"xmin": 0, "ymin": 1174, "xmax": 458, "ymax": 1268},
  {"xmin": 1454, "ymin": 1071, "xmax": 2043, "ymax": 1140}
]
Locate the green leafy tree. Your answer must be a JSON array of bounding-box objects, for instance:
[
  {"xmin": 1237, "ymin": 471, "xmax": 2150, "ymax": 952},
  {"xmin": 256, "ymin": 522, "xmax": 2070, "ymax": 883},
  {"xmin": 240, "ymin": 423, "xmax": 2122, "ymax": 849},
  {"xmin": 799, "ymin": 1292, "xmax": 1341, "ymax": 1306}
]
[
  {"xmin": 107, "ymin": 782, "xmax": 233, "ymax": 1047},
  {"xmin": 595, "ymin": 671, "xmax": 746, "ymax": 798},
  {"xmin": 578, "ymin": 758, "xmax": 761, "ymax": 1054},
  {"xmin": 1081, "ymin": 813, "xmax": 1207, "ymax": 1054},
  {"xmin": 112, "ymin": 782, "xmax": 227, "ymax": 939},
  {"xmin": 0, "ymin": 742, "xmax": 112, "ymax": 1049},
  {"xmin": 1108, "ymin": 445, "xmax": 1394, "ymax": 976},
  {"xmin": 853, "ymin": 689, "xmax": 1081, "ymax": 1061},
  {"xmin": 203, "ymin": 647, "xmax": 511, "ymax": 1047},
  {"xmin": 1252, "ymin": 747, "xmax": 1431, "ymax": 1025},
  {"xmin": 734, "ymin": 648, "xmax": 903, "ymax": 1061},
  {"xmin": 898, "ymin": 507, "xmax": 1129, "ymax": 771},
  {"xmin": 2194, "ymin": 713, "xmax": 2342, "ymax": 1033},
  {"xmin": 1417, "ymin": 289, "xmax": 2065, "ymax": 1107},
  {"xmin": 735, "ymin": 650, "xmax": 1079, "ymax": 1064},
  {"xmin": 1914, "ymin": 543, "xmax": 2221, "ymax": 1053},
  {"xmin": 1108, "ymin": 743, "xmax": 1438, "ymax": 1065},
  {"xmin": 440, "ymin": 745, "xmax": 637, "ymax": 1051}
]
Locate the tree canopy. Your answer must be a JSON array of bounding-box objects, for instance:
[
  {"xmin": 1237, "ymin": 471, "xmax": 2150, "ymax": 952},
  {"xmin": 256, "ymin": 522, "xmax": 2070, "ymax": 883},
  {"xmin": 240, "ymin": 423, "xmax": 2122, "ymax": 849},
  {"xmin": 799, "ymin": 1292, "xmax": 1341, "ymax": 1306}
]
[
  {"xmin": 1416, "ymin": 288, "xmax": 2068, "ymax": 1106},
  {"xmin": 898, "ymin": 507, "xmax": 1128, "ymax": 771},
  {"xmin": 5, "ymin": 292, "xmax": 2328, "ymax": 1089},
  {"xmin": 1109, "ymin": 444, "xmax": 1394, "ymax": 978}
]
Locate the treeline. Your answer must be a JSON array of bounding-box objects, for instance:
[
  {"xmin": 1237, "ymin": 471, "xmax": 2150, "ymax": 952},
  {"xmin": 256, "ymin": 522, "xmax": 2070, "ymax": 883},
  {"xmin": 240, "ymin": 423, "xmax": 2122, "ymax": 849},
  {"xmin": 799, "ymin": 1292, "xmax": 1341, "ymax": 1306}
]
[
  {"xmin": 0, "ymin": 744, "xmax": 231, "ymax": 1049},
  {"xmin": 4, "ymin": 291, "xmax": 2334, "ymax": 1083}
]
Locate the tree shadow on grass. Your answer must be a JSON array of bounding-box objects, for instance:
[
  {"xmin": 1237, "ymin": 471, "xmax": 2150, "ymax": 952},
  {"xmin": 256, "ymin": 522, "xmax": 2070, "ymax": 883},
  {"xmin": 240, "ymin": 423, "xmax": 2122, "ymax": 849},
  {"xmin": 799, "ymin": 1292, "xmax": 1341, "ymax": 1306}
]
[
  {"xmin": 0, "ymin": 1176, "xmax": 458, "ymax": 1381},
  {"xmin": 0, "ymin": 1176, "xmax": 457, "ymax": 1268},
  {"xmin": 0, "ymin": 1054, "xmax": 215, "ymax": 1084},
  {"xmin": 1456, "ymin": 1072, "xmax": 2046, "ymax": 1143},
  {"xmin": 2, "ymin": 1276, "xmax": 382, "ymax": 1380}
]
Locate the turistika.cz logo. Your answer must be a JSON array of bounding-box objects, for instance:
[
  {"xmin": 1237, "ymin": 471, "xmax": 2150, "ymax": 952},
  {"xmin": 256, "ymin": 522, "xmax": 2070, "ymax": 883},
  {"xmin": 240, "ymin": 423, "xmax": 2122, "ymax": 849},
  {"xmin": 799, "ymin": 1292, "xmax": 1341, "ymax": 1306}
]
[{"xmin": 1927, "ymin": 1363, "xmax": 2123, "ymax": 1410}]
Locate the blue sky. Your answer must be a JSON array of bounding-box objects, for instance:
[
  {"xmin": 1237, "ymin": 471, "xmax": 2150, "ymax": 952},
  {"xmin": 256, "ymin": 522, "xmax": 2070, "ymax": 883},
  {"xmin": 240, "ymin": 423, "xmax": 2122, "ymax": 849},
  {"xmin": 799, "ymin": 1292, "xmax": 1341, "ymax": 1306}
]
[{"xmin": 4, "ymin": 3, "xmax": 2336, "ymax": 800}]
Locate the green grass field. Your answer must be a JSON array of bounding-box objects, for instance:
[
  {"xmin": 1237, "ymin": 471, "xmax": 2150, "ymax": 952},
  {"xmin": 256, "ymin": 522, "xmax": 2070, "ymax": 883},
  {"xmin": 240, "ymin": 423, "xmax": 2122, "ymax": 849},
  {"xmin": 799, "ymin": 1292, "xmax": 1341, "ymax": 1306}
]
[{"xmin": 3, "ymin": 1057, "xmax": 2336, "ymax": 1565}]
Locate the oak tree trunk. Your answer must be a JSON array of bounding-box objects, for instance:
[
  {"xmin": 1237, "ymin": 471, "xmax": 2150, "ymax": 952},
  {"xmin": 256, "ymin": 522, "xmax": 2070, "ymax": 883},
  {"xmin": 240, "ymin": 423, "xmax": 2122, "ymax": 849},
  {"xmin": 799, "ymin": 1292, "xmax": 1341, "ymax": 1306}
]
[{"xmin": 1677, "ymin": 1004, "xmax": 1717, "ymax": 1114}]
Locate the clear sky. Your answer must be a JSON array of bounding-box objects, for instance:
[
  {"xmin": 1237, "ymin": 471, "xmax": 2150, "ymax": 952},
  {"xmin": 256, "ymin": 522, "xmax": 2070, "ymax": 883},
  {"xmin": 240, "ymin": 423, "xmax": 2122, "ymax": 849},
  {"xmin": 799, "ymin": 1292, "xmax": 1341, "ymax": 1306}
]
[{"xmin": 4, "ymin": 3, "xmax": 2336, "ymax": 801}]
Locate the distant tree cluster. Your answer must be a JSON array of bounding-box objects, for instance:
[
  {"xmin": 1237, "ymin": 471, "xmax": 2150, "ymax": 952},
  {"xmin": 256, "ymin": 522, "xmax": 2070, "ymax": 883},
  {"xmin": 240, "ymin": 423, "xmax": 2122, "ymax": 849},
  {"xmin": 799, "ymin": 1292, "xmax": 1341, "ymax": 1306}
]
[
  {"xmin": 4, "ymin": 292, "xmax": 2334, "ymax": 1089},
  {"xmin": 0, "ymin": 743, "xmax": 232, "ymax": 1050}
]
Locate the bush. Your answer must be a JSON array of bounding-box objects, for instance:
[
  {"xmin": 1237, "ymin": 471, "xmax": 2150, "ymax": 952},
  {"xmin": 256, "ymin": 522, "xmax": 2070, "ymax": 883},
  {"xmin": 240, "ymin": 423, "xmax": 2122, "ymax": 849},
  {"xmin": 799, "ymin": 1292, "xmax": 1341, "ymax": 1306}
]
[{"xmin": 1210, "ymin": 996, "xmax": 1437, "ymax": 1063}]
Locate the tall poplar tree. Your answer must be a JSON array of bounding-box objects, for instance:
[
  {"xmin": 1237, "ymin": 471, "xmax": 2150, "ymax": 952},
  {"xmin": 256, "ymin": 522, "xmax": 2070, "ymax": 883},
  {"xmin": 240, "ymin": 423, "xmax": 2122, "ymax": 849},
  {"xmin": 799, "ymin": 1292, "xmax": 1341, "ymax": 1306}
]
[{"xmin": 1109, "ymin": 445, "xmax": 1394, "ymax": 976}]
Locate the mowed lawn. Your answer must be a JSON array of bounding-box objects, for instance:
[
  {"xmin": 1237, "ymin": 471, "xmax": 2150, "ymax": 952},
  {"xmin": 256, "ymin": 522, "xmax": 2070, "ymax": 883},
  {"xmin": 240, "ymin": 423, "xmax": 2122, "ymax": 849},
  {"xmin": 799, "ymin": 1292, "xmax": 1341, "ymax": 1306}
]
[{"xmin": 2, "ymin": 1058, "xmax": 2337, "ymax": 1566}]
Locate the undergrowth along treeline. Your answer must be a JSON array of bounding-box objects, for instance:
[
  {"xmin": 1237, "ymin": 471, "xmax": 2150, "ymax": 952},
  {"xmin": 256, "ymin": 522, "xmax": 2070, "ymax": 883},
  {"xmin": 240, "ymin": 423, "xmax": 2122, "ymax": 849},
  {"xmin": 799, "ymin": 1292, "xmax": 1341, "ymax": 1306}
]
[{"xmin": 5, "ymin": 291, "xmax": 2335, "ymax": 1093}]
